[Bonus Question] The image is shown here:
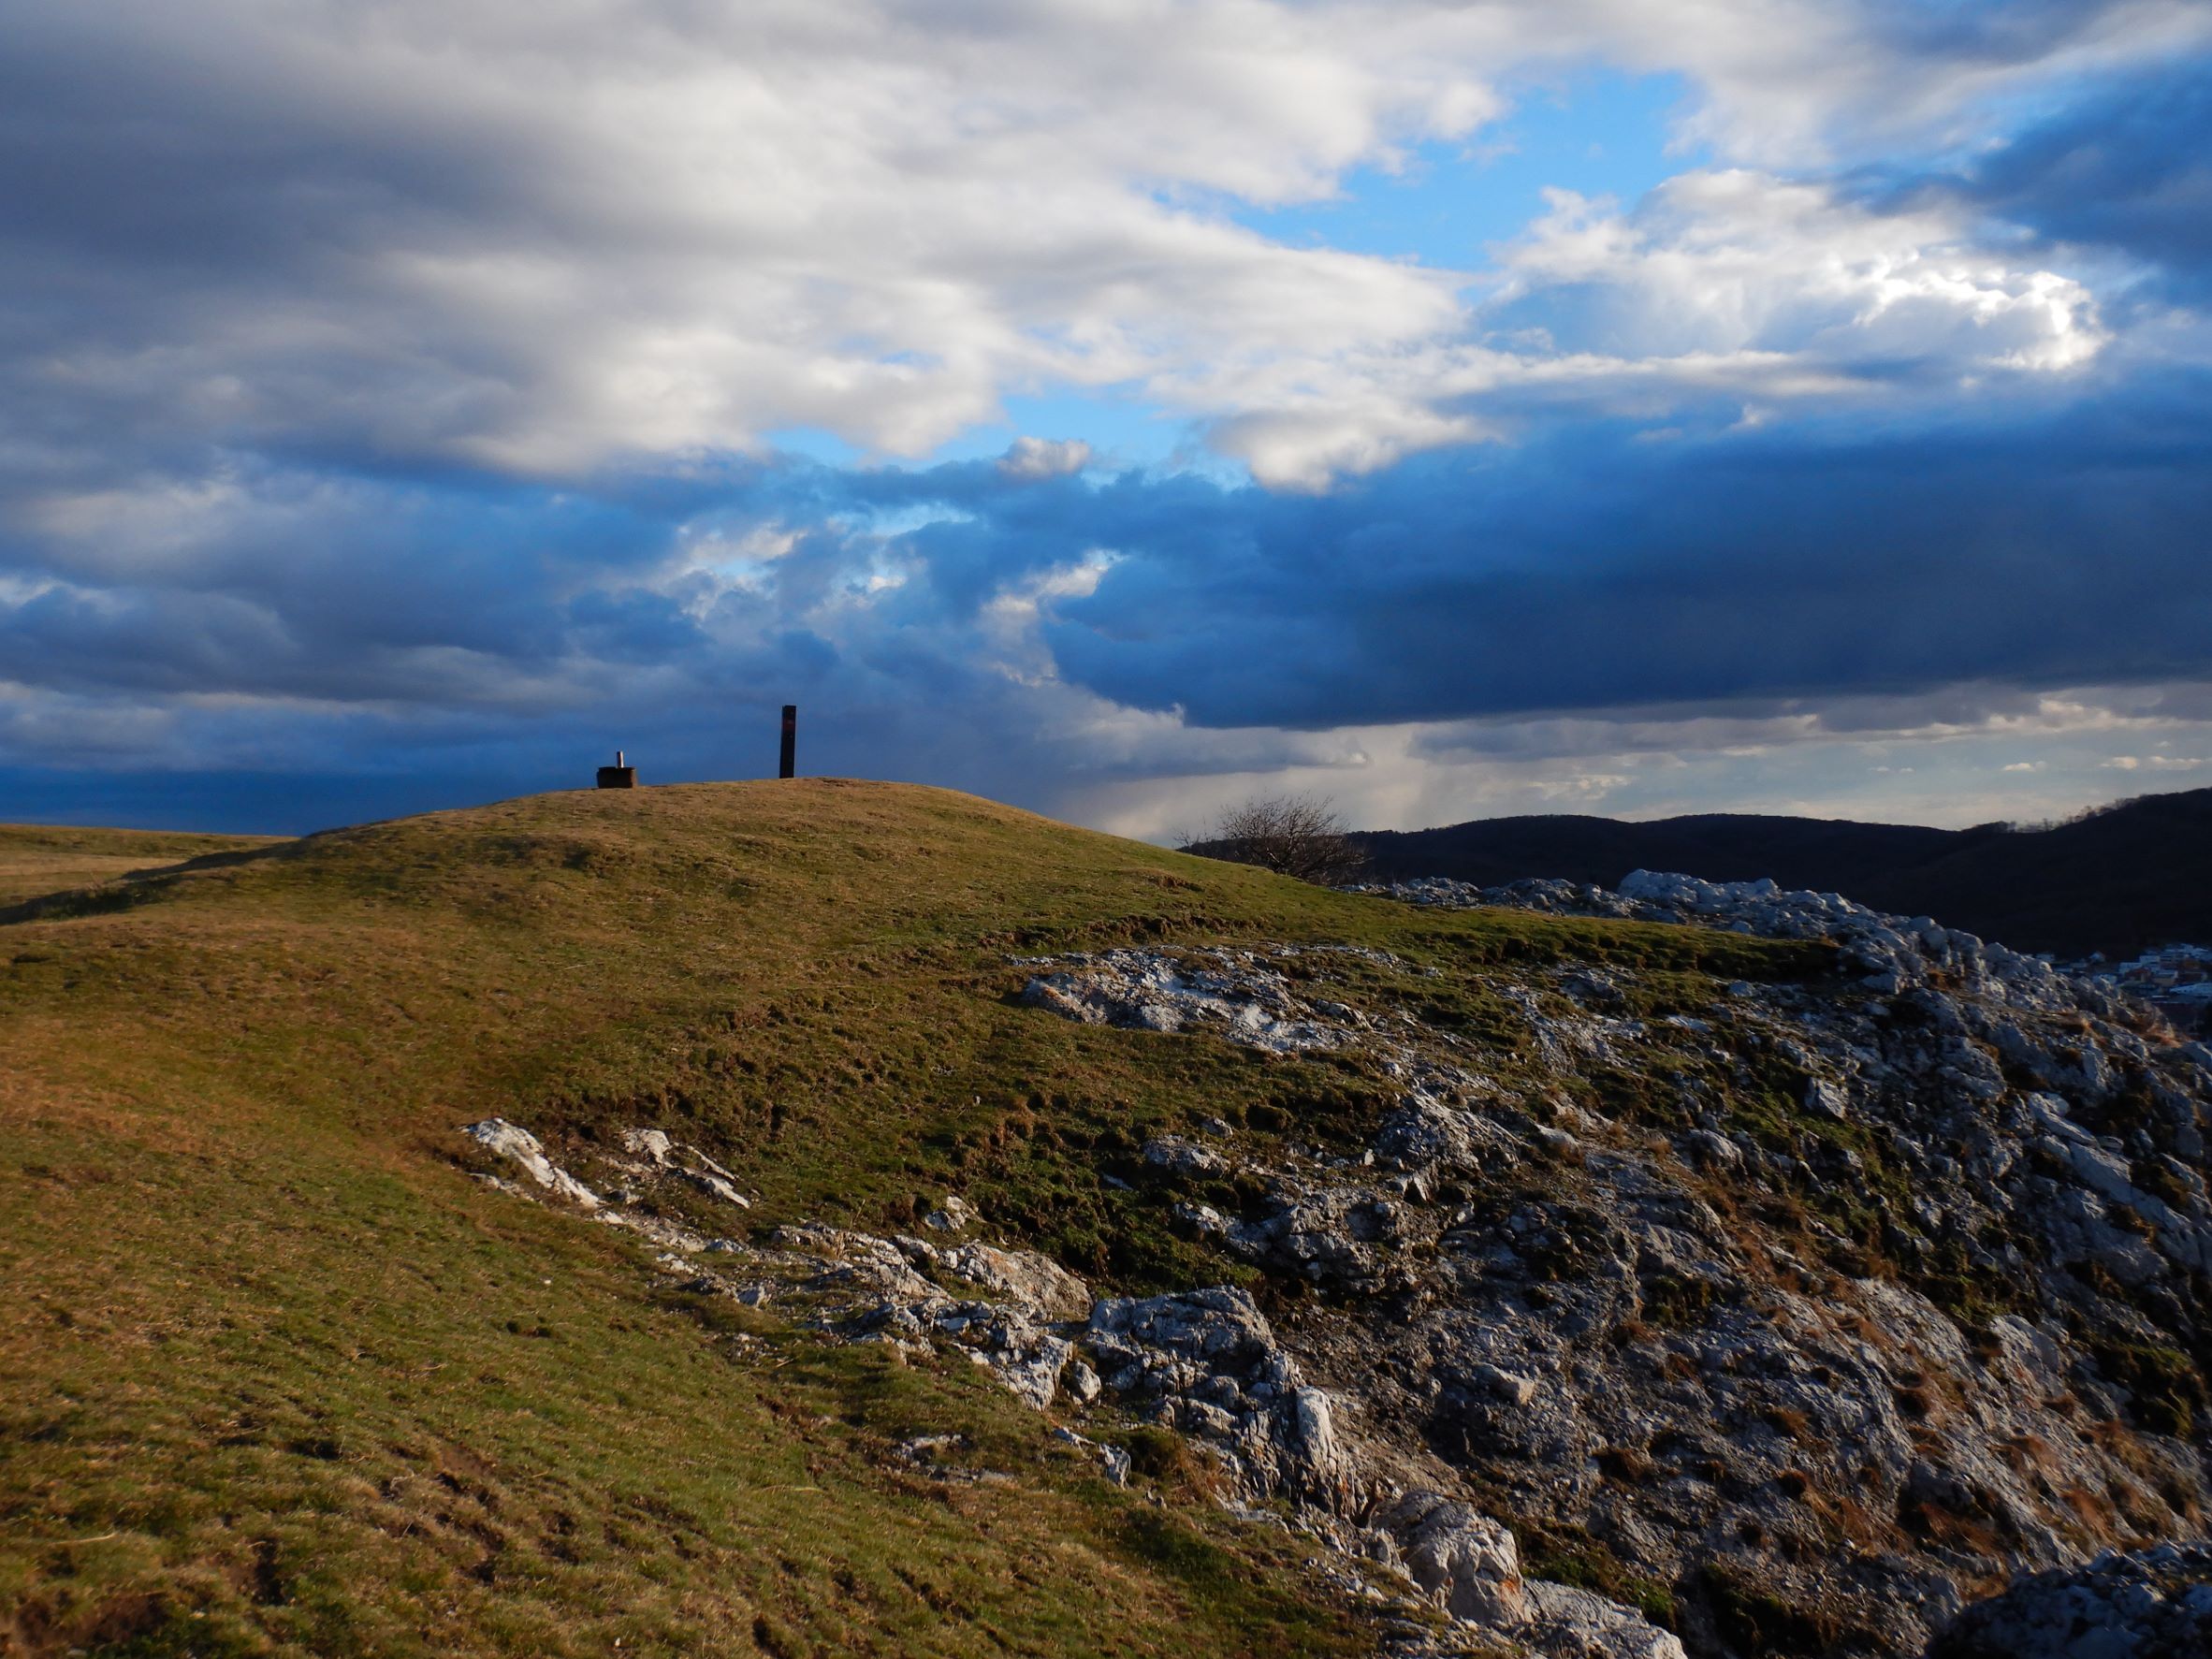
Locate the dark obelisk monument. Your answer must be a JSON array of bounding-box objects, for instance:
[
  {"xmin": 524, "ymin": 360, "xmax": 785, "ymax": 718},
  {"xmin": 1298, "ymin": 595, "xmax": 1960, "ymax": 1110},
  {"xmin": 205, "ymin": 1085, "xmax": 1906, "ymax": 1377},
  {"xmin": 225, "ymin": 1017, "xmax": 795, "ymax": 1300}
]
[
  {"xmin": 779, "ymin": 706, "xmax": 797, "ymax": 779},
  {"xmin": 596, "ymin": 749, "xmax": 636, "ymax": 788}
]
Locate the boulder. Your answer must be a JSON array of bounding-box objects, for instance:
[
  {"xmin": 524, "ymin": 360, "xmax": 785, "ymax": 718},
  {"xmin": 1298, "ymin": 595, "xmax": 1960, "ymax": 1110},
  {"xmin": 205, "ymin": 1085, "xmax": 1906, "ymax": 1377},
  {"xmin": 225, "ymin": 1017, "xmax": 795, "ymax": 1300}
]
[
  {"xmin": 1523, "ymin": 1580, "xmax": 1687, "ymax": 1659},
  {"xmin": 1929, "ymin": 1541, "xmax": 2212, "ymax": 1659},
  {"xmin": 1383, "ymin": 1491, "xmax": 1528, "ymax": 1628}
]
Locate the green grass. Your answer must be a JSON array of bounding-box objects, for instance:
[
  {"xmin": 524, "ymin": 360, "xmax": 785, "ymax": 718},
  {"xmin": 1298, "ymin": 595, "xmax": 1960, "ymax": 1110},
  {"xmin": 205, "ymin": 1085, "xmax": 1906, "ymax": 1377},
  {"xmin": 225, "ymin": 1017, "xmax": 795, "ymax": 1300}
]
[{"xmin": 0, "ymin": 780, "xmax": 1826, "ymax": 1655}]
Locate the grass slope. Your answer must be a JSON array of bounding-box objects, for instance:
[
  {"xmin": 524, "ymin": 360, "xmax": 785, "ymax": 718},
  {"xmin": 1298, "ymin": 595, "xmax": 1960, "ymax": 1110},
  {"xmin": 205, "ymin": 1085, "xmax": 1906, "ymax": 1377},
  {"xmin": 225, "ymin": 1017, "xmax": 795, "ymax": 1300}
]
[
  {"xmin": 1, "ymin": 781, "xmax": 1821, "ymax": 1657},
  {"xmin": 0, "ymin": 826, "xmax": 284, "ymax": 910}
]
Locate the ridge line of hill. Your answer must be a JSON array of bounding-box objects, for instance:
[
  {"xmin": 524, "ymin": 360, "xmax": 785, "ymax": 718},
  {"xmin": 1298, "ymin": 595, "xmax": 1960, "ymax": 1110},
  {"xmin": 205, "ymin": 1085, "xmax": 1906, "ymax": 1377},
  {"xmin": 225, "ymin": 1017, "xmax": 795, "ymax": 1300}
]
[{"xmin": 1345, "ymin": 784, "xmax": 2212, "ymax": 960}]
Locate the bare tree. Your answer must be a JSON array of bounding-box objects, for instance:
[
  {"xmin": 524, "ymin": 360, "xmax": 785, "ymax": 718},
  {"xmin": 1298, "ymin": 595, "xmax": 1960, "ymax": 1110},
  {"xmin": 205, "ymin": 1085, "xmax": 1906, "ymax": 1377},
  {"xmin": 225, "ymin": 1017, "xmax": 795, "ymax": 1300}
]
[{"xmin": 1181, "ymin": 793, "xmax": 1367, "ymax": 886}]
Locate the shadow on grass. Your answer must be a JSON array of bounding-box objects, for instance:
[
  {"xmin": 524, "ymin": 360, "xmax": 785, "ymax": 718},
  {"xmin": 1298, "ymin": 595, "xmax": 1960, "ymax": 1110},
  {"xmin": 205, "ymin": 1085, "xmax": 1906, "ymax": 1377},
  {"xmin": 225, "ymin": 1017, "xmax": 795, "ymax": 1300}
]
[{"xmin": 0, "ymin": 839, "xmax": 305, "ymax": 926}]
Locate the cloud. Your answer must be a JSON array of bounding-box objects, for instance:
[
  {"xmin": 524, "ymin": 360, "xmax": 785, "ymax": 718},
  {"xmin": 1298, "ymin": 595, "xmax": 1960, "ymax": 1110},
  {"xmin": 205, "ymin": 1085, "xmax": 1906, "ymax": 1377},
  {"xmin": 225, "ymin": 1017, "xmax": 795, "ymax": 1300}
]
[
  {"xmin": 1040, "ymin": 374, "xmax": 2212, "ymax": 729},
  {"xmin": 0, "ymin": 0, "xmax": 1481, "ymax": 485},
  {"xmin": 1067, "ymin": 678, "xmax": 2212, "ymax": 843},
  {"xmin": 5, "ymin": 359, "xmax": 2211, "ymax": 827},
  {"xmin": 1901, "ymin": 54, "xmax": 2212, "ymax": 301},
  {"xmin": 1579, "ymin": 0, "xmax": 2212, "ymax": 166},
  {"xmin": 2103, "ymin": 754, "xmax": 2208, "ymax": 771},
  {"xmin": 1, "ymin": 1, "xmax": 2199, "ymax": 497},
  {"xmin": 4, "ymin": 3, "xmax": 2211, "ymax": 835},
  {"xmin": 1164, "ymin": 158, "xmax": 2120, "ymax": 484},
  {"xmin": 1492, "ymin": 170, "xmax": 2104, "ymax": 375},
  {"xmin": 997, "ymin": 438, "xmax": 1093, "ymax": 480}
]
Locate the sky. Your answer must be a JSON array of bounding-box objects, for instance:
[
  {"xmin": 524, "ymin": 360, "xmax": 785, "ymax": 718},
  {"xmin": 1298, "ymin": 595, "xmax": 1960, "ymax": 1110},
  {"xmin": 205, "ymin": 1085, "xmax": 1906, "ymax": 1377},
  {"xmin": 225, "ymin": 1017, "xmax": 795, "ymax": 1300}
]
[{"xmin": 4, "ymin": 1, "xmax": 2212, "ymax": 839}]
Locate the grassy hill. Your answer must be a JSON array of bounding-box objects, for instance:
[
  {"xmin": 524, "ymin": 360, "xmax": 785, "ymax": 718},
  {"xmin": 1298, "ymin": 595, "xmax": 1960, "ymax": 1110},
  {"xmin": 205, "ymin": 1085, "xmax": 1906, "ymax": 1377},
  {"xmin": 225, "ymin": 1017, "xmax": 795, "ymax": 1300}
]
[{"xmin": 0, "ymin": 781, "xmax": 1818, "ymax": 1658}]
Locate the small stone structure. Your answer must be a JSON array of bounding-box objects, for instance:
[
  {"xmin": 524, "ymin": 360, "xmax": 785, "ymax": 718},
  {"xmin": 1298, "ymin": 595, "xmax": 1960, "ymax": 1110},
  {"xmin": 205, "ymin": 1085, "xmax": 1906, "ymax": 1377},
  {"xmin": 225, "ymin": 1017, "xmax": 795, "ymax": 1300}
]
[{"xmin": 596, "ymin": 749, "xmax": 636, "ymax": 789}]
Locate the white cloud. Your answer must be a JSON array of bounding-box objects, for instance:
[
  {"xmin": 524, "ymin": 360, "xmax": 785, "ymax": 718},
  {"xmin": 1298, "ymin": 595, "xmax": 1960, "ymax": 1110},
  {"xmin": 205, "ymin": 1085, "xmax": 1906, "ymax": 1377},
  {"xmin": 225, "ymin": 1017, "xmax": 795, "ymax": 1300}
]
[
  {"xmin": 1149, "ymin": 164, "xmax": 2112, "ymax": 483},
  {"xmin": 997, "ymin": 438, "xmax": 1094, "ymax": 480},
  {"xmin": 1492, "ymin": 171, "xmax": 2105, "ymax": 377},
  {"xmin": 3, "ymin": 0, "xmax": 2192, "ymax": 494}
]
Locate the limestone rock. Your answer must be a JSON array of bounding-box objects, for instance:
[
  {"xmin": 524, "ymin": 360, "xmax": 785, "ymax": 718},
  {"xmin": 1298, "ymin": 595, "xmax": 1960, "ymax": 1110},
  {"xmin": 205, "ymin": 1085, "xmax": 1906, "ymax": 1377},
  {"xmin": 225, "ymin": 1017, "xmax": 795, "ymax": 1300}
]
[
  {"xmin": 1142, "ymin": 1134, "xmax": 1230, "ymax": 1180},
  {"xmin": 1086, "ymin": 1287, "xmax": 1365, "ymax": 1510},
  {"xmin": 1523, "ymin": 1581, "xmax": 1687, "ymax": 1659},
  {"xmin": 1929, "ymin": 1541, "xmax": 2212, "ymax": 1658},
  {"xmin": 617, "ymin": 1125, "xmax": 751, "ymax": 1208},
  {"xmin": 469, "ymin": 870, "xmax": 2212, "ymax": 1659},
  {"xmin": 930, "ymin": 1239, "xmax": 1091, "ymax": 1320},
  {"xmin": 922, "ymin": 1194, "xmax": 977, "ymax": 1231},
  {"xmin": 1020, "ymin": 948, "xmax": 1348, "ymax": 1055},
  {"xmin": 461, "ymin": 1118, "xmax": 601, "ymax": 1209},
  {"xmin": 1384, "ymin": 1491, "xmax": 1528, "ymax": 1628}
]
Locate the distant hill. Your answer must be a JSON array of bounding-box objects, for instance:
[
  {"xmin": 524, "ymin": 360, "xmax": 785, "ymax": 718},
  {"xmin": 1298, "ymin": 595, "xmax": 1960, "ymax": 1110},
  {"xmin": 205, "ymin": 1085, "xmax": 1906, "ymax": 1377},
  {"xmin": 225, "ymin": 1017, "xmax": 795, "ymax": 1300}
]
[{"xmin": 1351, "ymin": 785, "xmax": 2212, "ymax": 960}]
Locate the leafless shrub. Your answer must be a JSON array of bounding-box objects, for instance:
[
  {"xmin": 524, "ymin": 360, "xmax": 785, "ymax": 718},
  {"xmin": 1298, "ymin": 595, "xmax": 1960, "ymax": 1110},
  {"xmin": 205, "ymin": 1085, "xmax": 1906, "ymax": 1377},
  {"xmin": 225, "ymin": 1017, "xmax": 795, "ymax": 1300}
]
[{"xmin": 1180, "ymin": 793, "xmax": 1367, "ymax": 886}]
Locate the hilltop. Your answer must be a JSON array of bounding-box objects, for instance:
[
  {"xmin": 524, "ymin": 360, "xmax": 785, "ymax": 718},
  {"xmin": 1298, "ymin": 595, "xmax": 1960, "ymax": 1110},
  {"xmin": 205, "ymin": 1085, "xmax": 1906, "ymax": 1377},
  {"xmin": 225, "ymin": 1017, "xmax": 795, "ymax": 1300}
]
[
  {"xmin": 2, "ymin": 781, "xmax": 2208, "ymax": 1658},
  {"xmin": 1349, "ymin": 786, "xmax": 2212, "ymax": 961}
]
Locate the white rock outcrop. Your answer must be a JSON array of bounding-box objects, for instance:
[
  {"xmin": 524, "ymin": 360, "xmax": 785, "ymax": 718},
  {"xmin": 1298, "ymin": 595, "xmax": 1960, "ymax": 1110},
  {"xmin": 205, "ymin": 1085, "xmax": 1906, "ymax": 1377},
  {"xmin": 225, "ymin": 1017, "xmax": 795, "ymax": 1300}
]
[{"xmin": 462, "ymin": 1117, "xmax": 601, "ymax": 1209}]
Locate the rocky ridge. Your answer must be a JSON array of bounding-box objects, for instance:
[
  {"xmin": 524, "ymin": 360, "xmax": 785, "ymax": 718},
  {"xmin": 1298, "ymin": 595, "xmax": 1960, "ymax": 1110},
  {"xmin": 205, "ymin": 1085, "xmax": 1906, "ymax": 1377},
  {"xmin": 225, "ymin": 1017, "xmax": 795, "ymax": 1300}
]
[{"xmin": 464, "ymin": 869, "xmax": 2212, "ymax": 1657}]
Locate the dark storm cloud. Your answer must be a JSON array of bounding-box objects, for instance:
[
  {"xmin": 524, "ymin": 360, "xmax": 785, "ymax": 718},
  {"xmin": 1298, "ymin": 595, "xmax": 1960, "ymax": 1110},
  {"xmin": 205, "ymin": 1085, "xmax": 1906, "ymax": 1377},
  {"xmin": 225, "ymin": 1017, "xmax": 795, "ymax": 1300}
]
[
  {"xmin": 0, "ymin": 14, "xmax": 511, "ymax": 273},
  {"xmin": 1, "ymin": 371, "xmax": 2207, "ymax": 835},
  {"xmin": 8, "ymin": 363, "xmax": 2208, "ymax": 752},
  {"xmin": 1854, "ymin": 56, "xmax": 2212, "ymax": 300},
  {"xmin": 948, "ymin": 383, "xmax": 2212, "ymax": 729},
  {"xmin": 1973, "ymin": 66, "xmax": 2212, "ymax": 298},
  {"xmin": 0, "ymin": 467, "xmax": 688, "ymax": 704}
]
